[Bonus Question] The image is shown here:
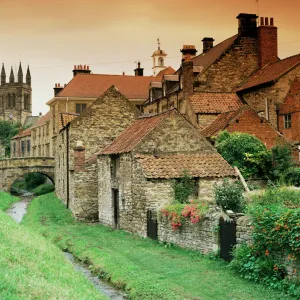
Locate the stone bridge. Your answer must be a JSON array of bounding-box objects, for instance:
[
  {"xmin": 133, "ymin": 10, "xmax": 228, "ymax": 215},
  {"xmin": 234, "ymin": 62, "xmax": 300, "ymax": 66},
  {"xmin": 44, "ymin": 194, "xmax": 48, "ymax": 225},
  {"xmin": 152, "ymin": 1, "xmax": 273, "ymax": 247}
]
[{"xmin": 0, "ymin": 157, "xmax": 55, "ymax": 192}]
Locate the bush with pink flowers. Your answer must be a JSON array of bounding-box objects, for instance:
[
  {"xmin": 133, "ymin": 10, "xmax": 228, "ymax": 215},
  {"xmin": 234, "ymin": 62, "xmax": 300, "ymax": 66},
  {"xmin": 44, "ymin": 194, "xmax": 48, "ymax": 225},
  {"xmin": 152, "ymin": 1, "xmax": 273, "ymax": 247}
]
[{"xmin": 161, "ymin": 201, "xmax": 209, "ymax": 230}]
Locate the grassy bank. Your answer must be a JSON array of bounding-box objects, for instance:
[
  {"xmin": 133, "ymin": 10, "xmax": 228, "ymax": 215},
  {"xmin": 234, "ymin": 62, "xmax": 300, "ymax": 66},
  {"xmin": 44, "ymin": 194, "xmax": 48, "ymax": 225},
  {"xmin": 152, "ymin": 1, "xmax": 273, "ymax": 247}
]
[
  {"xmin": 23, "ymin": 193, "xmax": 292, "ymax": 300},
  {"xmin": 0, "ymin": 191, "xmax": 19, "ymax": 210},
  {"xmin": 0, "ymin": 192, "xmax": 106, "ymax": 300}
]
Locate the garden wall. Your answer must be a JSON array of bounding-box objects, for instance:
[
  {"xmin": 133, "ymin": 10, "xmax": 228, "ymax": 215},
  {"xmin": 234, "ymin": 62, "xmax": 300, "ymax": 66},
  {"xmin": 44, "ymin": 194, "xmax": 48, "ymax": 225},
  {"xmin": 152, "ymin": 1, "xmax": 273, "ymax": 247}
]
[
  {"xmin": 157, "ymin": 210, "xmax": 220, "ymax": 253},
  {"xmin": 236, "ymin": 216, "xmax": 300, "ymax": 279}
]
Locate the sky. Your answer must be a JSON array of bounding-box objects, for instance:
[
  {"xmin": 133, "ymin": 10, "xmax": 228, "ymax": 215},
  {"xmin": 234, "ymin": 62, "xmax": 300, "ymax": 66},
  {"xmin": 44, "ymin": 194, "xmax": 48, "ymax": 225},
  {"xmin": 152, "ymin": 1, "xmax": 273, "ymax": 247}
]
[{"xmin": 0, "ymin": 0, "xmax": 299, "ymax": 115}]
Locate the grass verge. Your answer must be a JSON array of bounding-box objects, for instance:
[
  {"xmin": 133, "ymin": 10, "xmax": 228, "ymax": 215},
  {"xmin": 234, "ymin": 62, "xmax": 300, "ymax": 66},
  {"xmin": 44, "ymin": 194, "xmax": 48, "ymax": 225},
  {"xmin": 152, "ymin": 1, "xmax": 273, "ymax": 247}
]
[
  {"xmin": 0, "ymin": 191, "xmax": 19, "ymax": 210},
  {"xmin": 23, "ymin": 193, "xmax": 293, "ymax": 300},
  {"xmin": 31, "ymin": 183, "xmax": 55, "ymax": 196},
  {"xmin": 0, "ymin": 192, "xmax": 107, "ymax": 300}
]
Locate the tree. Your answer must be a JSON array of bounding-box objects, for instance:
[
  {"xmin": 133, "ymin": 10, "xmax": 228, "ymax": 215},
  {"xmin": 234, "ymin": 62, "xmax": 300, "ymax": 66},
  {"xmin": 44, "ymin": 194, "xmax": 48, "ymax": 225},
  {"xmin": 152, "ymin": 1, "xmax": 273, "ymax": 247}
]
[
  {"xmin": 0, "ymin": 120, "xmax": 20, "ymax": 157},
  {"xmin": 215, "ymin": 131, "xmax": 271, "ymax": 179}
]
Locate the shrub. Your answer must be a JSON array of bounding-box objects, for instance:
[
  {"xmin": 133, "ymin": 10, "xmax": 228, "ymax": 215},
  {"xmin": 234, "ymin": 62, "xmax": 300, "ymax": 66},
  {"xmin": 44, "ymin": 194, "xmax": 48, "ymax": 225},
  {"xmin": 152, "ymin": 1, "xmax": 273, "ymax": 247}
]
[
  {"xmin": 161, "ymin": 201, "xmax": 209, "ymax": 230},
  {"xmin": 270, "ymin": 145, "xmax": 294, "ymax": 182},
  {"xmin": 173, "ymin": 170, "xmax": 195, "ymax": 204},
  {"xmin": 215, "ymin": 131, "xmax": 271, "ymax": 178},
  {"xmin": 214, "ymin": 179, "xmax": 245, "ymax": 212},
  {"xmin": 24, "ymin": 172, "xmax": 46, "ymax": 189},
  {"xmin": 284, "ymin": 168, "xmax": 300, "ymax": 187}
]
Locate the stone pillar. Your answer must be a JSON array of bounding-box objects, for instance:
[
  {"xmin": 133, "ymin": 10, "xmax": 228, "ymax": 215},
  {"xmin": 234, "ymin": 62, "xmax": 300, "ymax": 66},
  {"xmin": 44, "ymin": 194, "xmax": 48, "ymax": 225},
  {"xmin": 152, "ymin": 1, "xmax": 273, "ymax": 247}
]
[{"xmin": 74, "ymin": 141, "xmax": 85, "ymax": 172}]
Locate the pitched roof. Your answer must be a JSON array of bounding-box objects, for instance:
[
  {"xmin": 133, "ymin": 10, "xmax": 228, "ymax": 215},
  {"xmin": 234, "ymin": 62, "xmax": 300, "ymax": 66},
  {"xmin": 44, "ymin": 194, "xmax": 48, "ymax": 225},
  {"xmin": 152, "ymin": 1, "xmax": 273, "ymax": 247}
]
[
  {"xmin": 55, "ymin": 73, "xmax": 158, "ymax": 100},
  {"xmin": 279, "ymin": 78, "xmax": 300, "ymax": 115},
  {"xmin": 191, "ymin": 35, "xmax": 238, "ymax": 72},
  {"xmin": 189, "ymin": 92, "xmax": 243, "ymax": 114},
  {"xmin": 200, "ymin": 109, "xmax": 243, "ymax": 137},
  {"xmin": 23, "ymin": 116, "xmax": 40, "ymax": 127},
  {"xmin": 156, "ymin": 66, "xmax": 176, "ymax": 77},
  {"xmin": 101, "ymin": 110, "xmax": 172, "ymax": 155},
  {"xmin": 11, "ymin": 127, "xmax": 32, "ymax": 139},
  {"xmin": 135, "ymin": 153, "xmax": 236, "ymax": 179},
  {"xmin": 237, "ymin": 54, "xmax": 300, "ymax": 92},
  {"xmin": 60, "ymin": 112, "xmax": 79, "ymax": 129},
  {"xmin": 31, "ymin": 111, "xmax": 51, "ymax": 129}
]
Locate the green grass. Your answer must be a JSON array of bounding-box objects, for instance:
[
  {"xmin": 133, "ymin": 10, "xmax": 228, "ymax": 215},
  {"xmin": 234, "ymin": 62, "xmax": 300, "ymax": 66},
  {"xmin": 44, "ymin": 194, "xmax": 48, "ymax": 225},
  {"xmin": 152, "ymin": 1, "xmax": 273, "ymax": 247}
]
[
  {"xmin": 0, "ymin": 192, "xmax": 107, "ymax": 300},
  {"xmin": 0, "ymin": 191, "xmax": 19, "ymax": 210},
  {"xmin": 31, "ymin": 183, "xmax": 55, "ymax": 196},
  {"xmin": 23, "ymin": 193, "xmax": 293, "ymax": 300}
]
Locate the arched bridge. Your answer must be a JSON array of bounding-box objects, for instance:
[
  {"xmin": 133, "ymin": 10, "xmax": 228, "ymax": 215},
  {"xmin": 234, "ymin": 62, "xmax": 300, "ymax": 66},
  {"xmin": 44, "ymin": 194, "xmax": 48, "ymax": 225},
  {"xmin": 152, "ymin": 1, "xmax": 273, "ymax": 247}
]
[{"xmin": 0, "ymin": 157, "xmax": 55, "ymax": 192}]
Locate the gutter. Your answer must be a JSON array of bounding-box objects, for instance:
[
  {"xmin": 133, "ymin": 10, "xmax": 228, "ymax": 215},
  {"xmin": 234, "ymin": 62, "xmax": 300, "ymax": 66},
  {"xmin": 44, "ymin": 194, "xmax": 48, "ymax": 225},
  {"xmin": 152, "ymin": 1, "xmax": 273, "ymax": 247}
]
[{"xmin": 66, "ymin": 123, "xmax": 70, "ymax": 209}]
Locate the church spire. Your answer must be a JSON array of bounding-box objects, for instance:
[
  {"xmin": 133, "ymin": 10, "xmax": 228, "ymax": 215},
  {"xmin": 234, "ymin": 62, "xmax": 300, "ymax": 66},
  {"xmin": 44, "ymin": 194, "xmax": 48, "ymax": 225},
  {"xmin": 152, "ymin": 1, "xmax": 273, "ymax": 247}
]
[
  {"xmin": 9, "ymin": 66, "xmax": 14, "ymax": 83},
  {"xmin": 18, "ymin": 62, "xmax": 23, "ymax": 83},
  {"xmin": 26, "ymin": 65, "xmax": 31, "ymax": 86},
  {"xmin": 1, "ymin": 64, "xmax": 6, "ymax": 86}
]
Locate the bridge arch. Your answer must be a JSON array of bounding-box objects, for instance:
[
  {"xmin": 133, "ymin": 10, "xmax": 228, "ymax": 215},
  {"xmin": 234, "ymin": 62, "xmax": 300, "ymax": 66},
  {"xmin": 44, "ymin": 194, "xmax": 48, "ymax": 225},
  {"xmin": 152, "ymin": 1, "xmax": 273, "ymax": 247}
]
[{"xmin": 0, "ymin": 157, "xmax": 55, "ymax": 193}]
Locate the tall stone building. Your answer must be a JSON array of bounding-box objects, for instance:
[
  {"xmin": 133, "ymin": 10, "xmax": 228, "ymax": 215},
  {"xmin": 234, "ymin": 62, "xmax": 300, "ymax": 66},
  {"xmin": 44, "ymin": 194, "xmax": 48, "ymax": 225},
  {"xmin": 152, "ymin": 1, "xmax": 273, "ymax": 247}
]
[{"xmin": 0, "ymin": 63, "xmax": 32, "ymax": 125}]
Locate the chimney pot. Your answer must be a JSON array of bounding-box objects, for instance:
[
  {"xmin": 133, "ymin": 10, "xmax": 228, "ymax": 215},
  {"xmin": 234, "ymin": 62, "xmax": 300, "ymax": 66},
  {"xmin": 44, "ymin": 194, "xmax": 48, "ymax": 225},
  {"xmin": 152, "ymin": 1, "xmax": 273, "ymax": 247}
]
[
  {"xmin": 265, "ymin": 17, "xmax": 269, "ymax": 26},
  {"xmin": 138, "ymin": 61, "xmax": 141, "ymax": 68},
  {"xmin": 87, "ymin": 66, "xmax": 89, "ymax": 70},
  {"xmin": 84, "ymin": 65, "xmax": 86, "ymax": 70},
  {"xmin": 39, "ymin": 112, "xmax": 42, "ymax": 117},
  {"xmin": 74, "ymin": 65, "xmax": 76, "ymax": 70},
  {"xmin": 122, "ymin": 72, "xmax": 125, "ymax": 75},
  {"xmin": 270, "ymin": 18, "xmax": 274, "ymax": 26},
  {"xmin": 260, "ymin": 17, "xmax": 264, "ymax": 26}
]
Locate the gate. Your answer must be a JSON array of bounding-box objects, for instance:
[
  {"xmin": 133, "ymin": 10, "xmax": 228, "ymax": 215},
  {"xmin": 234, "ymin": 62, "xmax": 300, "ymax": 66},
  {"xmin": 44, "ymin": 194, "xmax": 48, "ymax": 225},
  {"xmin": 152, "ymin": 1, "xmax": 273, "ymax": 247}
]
[
  {"xmin": 147, "ymin": 210, "xmax": 158, "ymax": 240},
  {"xmin": 219, "ymin": 218, "xmax": 236, "ymax": 261}
]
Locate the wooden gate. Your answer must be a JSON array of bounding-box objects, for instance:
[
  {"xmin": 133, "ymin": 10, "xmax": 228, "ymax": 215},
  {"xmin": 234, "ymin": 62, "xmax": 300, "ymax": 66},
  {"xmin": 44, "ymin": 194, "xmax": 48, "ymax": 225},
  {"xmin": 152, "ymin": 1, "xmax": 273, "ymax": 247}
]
[
  {"xmin": 147, "ymin": 210, "xmax": 158, "ymax": 240},
  {"xmin": 219, "ymin": 218, "xmax": 236, "ymax": 261}
]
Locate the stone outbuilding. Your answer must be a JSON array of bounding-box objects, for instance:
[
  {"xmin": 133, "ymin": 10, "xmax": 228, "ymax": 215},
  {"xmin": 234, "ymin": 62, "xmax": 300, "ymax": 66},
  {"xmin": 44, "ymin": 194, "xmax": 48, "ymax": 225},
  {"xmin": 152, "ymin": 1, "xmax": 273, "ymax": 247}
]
[
  {"xmin": 94, "ymin": 109, "xmax": 236, "ymax": 237},
  {"xmin": 55, "ymin": 86, "xmax": 139, "ymax": 220}
]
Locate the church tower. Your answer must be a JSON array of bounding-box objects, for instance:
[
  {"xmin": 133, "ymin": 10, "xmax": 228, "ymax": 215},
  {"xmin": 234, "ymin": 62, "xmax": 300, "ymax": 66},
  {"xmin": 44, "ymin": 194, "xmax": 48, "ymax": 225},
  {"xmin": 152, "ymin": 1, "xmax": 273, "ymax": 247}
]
[
  {"xmin": 152, "ymin": 38, "xmax": 167, "ymax": 76},
  {"xmin": 0, "ymin": 63, "xmax": 32, "ymax": 124}
]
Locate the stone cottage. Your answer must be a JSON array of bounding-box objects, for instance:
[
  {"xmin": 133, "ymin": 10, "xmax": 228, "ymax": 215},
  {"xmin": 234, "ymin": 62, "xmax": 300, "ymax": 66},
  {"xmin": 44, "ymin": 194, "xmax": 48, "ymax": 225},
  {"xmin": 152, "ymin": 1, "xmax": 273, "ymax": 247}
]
[
  {"xmin": 92, "ymin": 109, "xmax": 236, "ymax": 237},
  {"xmin": 55, "ymin": 86, "xmax": 138, "ymax": 220}
]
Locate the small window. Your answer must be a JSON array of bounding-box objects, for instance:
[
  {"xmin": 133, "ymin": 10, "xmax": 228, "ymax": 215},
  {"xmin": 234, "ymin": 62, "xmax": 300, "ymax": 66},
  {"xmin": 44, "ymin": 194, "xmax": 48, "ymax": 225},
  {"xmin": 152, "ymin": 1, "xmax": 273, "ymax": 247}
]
[
  {"xmin": 158, "ymin": 57, "xmax": 164, "ymax": 66},
  {"xmin": 76, "ymin": 103, "xmax": 86, "ymax": 114},
  {"xmin": 111, "ymin": 155, "xmax": 120, "ymax": 179},
  {"xmin": 197, "ymin": 114, "xmax": 200, "ymax": 124},
  {"xmin": 21, "ymin": 141, "xmax": 25, "ymax": 156},
  {"xmin": 13, "ymin": 143, "xmax": 16, "ymax": 155},
  {"xmin": 284, "ymin": 114, "xmax": 292, "ymax": 129},
  {"xmin": 27, "ymin": 140, "xmax": 30, "ymax": 153}
]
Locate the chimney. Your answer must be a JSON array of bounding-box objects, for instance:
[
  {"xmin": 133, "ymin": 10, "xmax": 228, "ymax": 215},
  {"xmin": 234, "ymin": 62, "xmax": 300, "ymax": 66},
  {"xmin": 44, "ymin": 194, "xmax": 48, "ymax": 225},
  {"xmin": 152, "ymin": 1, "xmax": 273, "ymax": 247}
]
[
  {"xmin": 201, "ymin": 38, "xmax": 214, "ymax": 53},
  {"xmin": 53, "ymin": 83, "xmax": 64, "ymax": 96},
  {"xmin": 236, "ymin": 13, "xmax": 258, "ymax": 37},
  {"xmin": 39, "ymin": 112, "xmax": 42, "ymax": 117},
  {"xmin": 74, "ymin": 141, "xmax": 86, "ymax": 172},
  {"xmin": 180, "ymin": 45, "xmax": 198, "ymax": 63},
  {"xmin": 134, "ymin": 61, "xmax": 144, "ymax": 76},
  {"xmin": 72, "ymin": 64, "xmax": 92, "ymax": 77},
  {"xmin": 258, "ymin": 17, "xmax": 278, "ymax": 68},
  {"xmin": 182, "ymin": 60, "xmax": 194, "ymax": 99}
]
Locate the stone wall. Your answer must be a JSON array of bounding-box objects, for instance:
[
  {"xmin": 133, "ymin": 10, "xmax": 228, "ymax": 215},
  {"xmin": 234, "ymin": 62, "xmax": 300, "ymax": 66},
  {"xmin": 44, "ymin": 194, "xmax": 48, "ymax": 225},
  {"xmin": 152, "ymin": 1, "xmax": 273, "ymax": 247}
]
[
  {"xmin": 158, "ymin": 210, "xmax": 220, "ymax": 253},
  {"xmin": 195, "ymin": 37, "xmax": 259, "ymax": 93},
  {"xmin": 236, "ymin": 215, "xmax": 299, "ymax": 279},
  {"xmin": 240, "ymin": 64, "xmax": 300, "ymax": 129}
]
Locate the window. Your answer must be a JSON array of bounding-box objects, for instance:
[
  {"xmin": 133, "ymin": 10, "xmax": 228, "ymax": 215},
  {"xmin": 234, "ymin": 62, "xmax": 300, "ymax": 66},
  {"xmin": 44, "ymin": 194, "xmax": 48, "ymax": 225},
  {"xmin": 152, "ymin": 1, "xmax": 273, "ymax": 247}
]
[
  {"xmin": 158, "ymin": 57, "xmax": 164, "ymax": 66},
  {"xmin": 111, "ymin": 155, "xmax": 120, "ymax": 179},
  {"xmin": 27, "ymin": 140, "xmax": 30, "ymax": 154},
  {"xmin": 13, "ymin": 143, "xmax": 16, "ymax": 156},
  {"xmin": 21, "ymin": 141, "xmax": 25, "ymax": 156},
  {"xmin": 76, "ymin": 103, "xmax": 86, "ymax": 114},
  {"xmin": 24, "ymin": 94, "xmax": 30, "ymax": 110},
  {"xmin": 284, "ymin": 114, "xmax": 292, "ymax": 129},
  {"xmin": 197, "ymin": 114, "xmax": 200, "ymax": 124}
]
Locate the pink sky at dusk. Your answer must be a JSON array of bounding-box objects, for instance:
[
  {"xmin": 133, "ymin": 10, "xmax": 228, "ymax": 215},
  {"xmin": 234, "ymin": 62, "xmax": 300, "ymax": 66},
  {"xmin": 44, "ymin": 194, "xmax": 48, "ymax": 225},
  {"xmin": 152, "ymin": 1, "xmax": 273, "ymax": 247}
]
[{"xmin": 0, "ymin": 0, "xmax": 299, "ymax": 115}]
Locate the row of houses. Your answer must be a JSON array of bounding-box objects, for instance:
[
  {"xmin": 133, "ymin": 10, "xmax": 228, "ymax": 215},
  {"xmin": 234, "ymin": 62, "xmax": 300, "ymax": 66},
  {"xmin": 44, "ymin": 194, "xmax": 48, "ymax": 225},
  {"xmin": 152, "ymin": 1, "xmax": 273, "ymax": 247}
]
[{"xmin": 9, "ymin": 12, "xmax": 300, "ymax": 236}]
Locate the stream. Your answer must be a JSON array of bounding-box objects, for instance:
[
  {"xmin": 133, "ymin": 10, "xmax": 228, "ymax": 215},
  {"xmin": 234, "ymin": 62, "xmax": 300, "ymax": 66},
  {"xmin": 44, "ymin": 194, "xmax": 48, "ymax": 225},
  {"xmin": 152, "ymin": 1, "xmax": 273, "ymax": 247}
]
[{"xmin": 6, "ymin": 195, "xmax": 126, "ymax": 300}]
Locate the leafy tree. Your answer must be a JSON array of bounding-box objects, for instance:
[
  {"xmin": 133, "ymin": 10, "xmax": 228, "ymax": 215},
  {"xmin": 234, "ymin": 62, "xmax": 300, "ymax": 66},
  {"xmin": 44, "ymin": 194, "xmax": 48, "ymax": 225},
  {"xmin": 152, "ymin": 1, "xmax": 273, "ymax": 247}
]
[
  {"xmin": 24, "ymin": 173, "xmax": 46, "ymax": 189},
  {"xmin": 0, "ymin": 120, "xmax": 20, "ymax": 157},
  {"xmin": 215, "ymin": 131, "xmax": 271, "ymax": 179}
]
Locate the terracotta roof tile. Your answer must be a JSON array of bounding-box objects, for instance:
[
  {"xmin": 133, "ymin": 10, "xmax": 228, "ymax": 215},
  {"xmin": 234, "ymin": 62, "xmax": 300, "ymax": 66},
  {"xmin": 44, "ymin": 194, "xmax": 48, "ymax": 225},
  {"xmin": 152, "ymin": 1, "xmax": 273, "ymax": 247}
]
[
  {"xmin": 156, "ymin": 66, "xmax": 176, "ymax": 77},
  {"xmin": 238, "ymin": 54, "xmax": 300, "ymax": 92},
  {"xmin": 189, "ymin": 92, "xmax": 243, "ymax": 114},
  {"xmin": 56, "ymin": 73, "xmax": 158, "ymax": 99},
  {"xmin": 101, "ymin": 110, "xmax": 172, "ymax": 155},
  {"xmin": 60, "ymin": 112, "xmax": 79, "ymax": 129},
  {"xmin": 200, "ymin": 109, "xmax": 244, "ymax": 137},
  {"xmin": 11, "ymin": 126, "xmax": 32, "ymax": 139},
  {"xmin": 136, "ymin": 153, "xmax": 237, "ymax": 179},
  {"xmin": 191, "ymin": 35, "xmax": 238, "ymax": 71},
  {"xmin": 279, "ymin": 78, "xmax": 300, "ymax": 115}
]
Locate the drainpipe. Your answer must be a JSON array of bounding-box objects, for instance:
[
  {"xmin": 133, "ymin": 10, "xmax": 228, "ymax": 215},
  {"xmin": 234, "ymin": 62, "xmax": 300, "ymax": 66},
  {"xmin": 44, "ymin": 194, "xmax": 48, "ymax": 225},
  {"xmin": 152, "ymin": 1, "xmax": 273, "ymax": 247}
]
[{"xmin": 66, "ymin": 124, "xmax": 70, "ymax": 209}]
